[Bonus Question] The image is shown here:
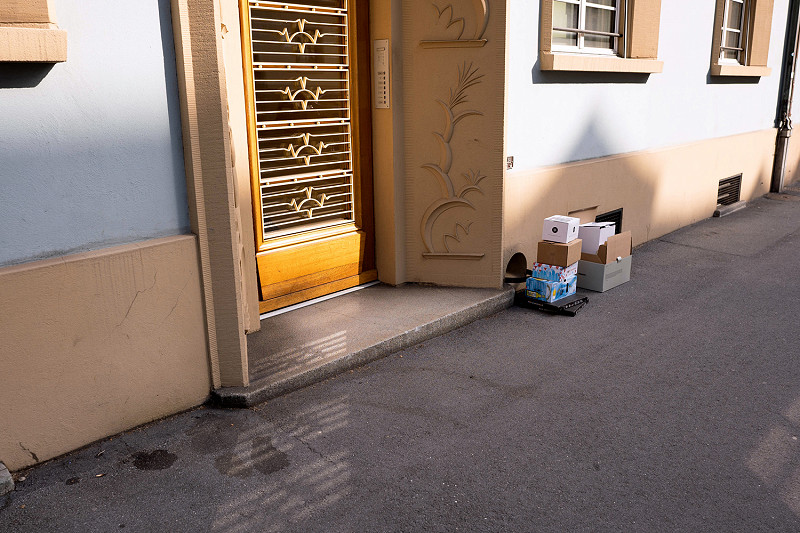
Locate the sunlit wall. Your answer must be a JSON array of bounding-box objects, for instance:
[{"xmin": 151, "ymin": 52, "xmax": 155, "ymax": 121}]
[{"xmin": 506, "ymin": 1, "xmax": 790, "ymax": 171}]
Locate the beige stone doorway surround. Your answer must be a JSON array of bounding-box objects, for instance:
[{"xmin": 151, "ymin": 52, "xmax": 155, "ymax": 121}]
[{"xmin": 170, "ymin": 0, "xmax": 509, "ymax": 390}]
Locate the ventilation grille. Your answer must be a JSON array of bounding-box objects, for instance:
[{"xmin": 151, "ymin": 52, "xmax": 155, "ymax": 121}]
[
  {"xmin": 247, "ymin": 0, "xmax": 355, "ymax": 239},
  {"xmin": 718, "ymin": 175, "xmax": 742, "ymax": 206},
  {"xmin": 595, "ymin": 208, "xmax": 623, "ymax": 235}
]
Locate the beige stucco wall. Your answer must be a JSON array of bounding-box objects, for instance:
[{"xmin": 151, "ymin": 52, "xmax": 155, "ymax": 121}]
[
  {"xmin": 0, "ymin": 235, "xmax": 210, "ymax": 471},
  {"xmin": 504, "ymin": 129, "xmax": 777, "ymax": 266},
  {"xmin": 371, "ymin": 0, "xmax": 407, "ymax": 286}
]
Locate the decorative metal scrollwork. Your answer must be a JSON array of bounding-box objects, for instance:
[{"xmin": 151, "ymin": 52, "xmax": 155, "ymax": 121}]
[{"xmin": 246, "ymin": 1, "xmax": 355, "ymax": 238}]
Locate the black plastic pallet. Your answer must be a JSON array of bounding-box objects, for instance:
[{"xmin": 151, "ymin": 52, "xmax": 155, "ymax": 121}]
[{"xmin": 514, "ymin": 291, "xmax": 589, "ymax": 317}]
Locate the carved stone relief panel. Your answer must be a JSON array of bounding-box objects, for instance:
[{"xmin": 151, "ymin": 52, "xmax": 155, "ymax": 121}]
[
  {"xmin": 421, "ymin": 0, "xmax": 490, "ymax": 47},
  {"xmin": 401, "ymin": 0, "xmax": 506, "ymax": 288}
]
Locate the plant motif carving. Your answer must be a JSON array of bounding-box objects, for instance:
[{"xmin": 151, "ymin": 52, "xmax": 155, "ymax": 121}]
[
  {"xmin": 420, "ymin": 63, "xmax": 487, "ymax": 260},
  {"xmin": 421, "ymin": 0, "xmax": 490, "ymax": 48}
]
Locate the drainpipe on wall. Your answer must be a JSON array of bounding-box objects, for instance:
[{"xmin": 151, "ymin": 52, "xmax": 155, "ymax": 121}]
[{"xmin": 772, "ymin": 0, "xmax": 800, "ymax": 192}]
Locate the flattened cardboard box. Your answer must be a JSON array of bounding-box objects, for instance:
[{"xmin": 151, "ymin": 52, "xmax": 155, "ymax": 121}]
[
  {"xmin": 580, "ymin": 231, "xmax": 632, "ymax": 264},
  {"xmin": 537, "ymin": 239, "xmax": 582, "ymax": 267},
  {"xmin": 577, "ymin": 255, "xmax": 631, "ymax": 292}
]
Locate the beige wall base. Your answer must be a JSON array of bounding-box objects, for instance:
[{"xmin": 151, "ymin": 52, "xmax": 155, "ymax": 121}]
[
  {"xmin": 504, "ymin": 129, "xmax": 777, "ymax": 266},
  {"xmin": 0, "ymin": 236, "xmax": 210, "ymax": 471}
]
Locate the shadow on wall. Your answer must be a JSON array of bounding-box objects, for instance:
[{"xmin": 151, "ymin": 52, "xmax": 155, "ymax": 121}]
[
  {"xmin": 0, "ymin": 63, "xmax": 55, "ymax": 89},
  {"xmin": 504, "ymin": 81, "xmax": 774, "ymax": 270},
  {"xmin": 504, "ymin": 112, "xmax": 661, "ymax": 268},
  {"xmin": 705, "ymin": 71, "xmax": 761, "ymax": 85},
  {"xmin": 531, "ymin": 61, "xmax": 652, "ymax": 85},
  {"xmin": 157, "ymin": 0, "xmax": 191, "ymax": 226}
]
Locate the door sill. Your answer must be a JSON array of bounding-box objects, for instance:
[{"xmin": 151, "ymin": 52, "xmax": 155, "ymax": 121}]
[
  {"xmin": 258, "ymin": 270, "xmax": 378, "ymax": 315},
  {"xmin": 260, "ymin": 279, "xmax": 381, "ymax": 319}
]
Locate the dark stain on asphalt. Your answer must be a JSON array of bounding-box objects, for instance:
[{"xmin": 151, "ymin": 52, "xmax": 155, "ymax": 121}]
[
  {"xmin": 186, "ymin": 414, "xmax": 239, "ymax": 455},
  {"xmin": 66, "ymin": 477, "xmax": 81, "ymax": 485},
  {"xmin": 214, "ymin": 437, "xmax": 289, "ymax": 478},
  {"xmin": 131, "ymin": 450, "xmax": 177, "ymax": 471}
]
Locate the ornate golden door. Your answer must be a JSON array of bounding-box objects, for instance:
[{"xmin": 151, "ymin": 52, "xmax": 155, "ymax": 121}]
[{"xmin": 240, "ymin": 0, "xmax": 375, "ymax": 313}]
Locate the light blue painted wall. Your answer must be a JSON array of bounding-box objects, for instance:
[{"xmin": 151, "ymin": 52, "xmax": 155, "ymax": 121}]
[
  {"xmin": 506, "ymin": 1, "xmax": 790, "ymax": 172},
  {"xmin": 0, "ymin": 0, "xmax": 189, "ymax": 267}
]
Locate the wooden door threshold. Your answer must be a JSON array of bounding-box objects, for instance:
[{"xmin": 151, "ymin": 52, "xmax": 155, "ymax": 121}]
[{"xmin": 258, "ymin": 270, "xmax": 378, "ymax": 314}]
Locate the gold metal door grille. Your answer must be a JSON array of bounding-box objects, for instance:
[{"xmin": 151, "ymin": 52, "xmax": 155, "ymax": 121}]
[{"xmin": 246, "ymin": 0, "xmax": 354, "ymax": 240}]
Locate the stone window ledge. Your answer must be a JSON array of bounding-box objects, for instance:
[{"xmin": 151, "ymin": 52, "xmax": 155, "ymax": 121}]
[
  {"xmin": 710, "ymin": 63, "xmax": 771, "ymax": 77},
  {"xmin": 0, "ymin": 26, "xmax": 67, "ymax": 62},
  {"xmin": 540, "ymin": 52, "xmax": 663, "ymax": 74}
]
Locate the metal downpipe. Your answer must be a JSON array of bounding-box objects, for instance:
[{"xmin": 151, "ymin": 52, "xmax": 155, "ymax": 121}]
[{"xmin": 772, "ymin": 0, "xmax": 800, "ymax": 192}]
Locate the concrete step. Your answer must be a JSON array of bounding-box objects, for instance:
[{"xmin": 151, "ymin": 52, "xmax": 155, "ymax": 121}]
[{"xmin": 213, "ymin": 283, "xmax": 515, "ymax": 407}]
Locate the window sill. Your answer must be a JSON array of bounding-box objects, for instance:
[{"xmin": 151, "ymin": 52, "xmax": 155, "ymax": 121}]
[
  {"xmin": 710, "ymin": 63, "xmax": 771, "ymax": 77},
  {"xmin": 0, "ymin": 27, "xmax": 67, "ymax": 63},
  {"xmin": 540, "ymin": 52, "xmax": 663, "ymax": 73}
]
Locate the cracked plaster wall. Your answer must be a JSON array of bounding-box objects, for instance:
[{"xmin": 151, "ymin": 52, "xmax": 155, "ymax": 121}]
[{"xmin": 0, "ymin": 235, "xmax": 210, "ymax": 471}]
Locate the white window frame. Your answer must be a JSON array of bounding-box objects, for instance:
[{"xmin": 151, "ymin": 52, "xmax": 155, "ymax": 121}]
[
  {"xmin": 551, "ymin": 0, "xmax": 621, "ymax": 56},
  {"xmin": 719, "ymin": 0, "xmax": 751, "ymax": 65}
]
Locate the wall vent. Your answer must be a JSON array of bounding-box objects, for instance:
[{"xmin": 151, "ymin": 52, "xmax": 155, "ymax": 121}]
[
  {"xmin": 595, "ymin": 208, "xmax": 623, "ymax": 234},
  {"xmin": 718, "ymin": 175, "xmax": 742, "ymax": 206}
]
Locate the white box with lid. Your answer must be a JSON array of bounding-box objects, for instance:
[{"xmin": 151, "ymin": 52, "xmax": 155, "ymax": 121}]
[
  {"xmin": 542, "ymin": 215, "xmax": 580, "ymax": 243},
  {"xmin": 578, "ymin": 222, "xmax": 616, "ymax": 254}
]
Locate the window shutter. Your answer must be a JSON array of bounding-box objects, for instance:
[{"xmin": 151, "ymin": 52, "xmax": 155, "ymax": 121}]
[
  {"xmin": 748, "ymin": 0, "xmax": 774, "ymax": 67},
  {"xmin": 627, "ymin": 0, "xmax": 662, "ymax": 59}
]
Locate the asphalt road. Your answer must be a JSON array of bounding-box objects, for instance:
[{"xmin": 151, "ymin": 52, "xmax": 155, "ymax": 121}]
[{"xmin": 3, "ymin": 193, "xmax": 800, "ymax": 532}]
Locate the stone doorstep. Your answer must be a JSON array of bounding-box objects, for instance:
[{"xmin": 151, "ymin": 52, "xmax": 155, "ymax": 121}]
[
  {"xmin": 213, "ymin": 286, "xmax": 516, "ymax": 408},
  {"xmin": 0, "ymin": 462, "xmax": 13, "ymax": 496}
]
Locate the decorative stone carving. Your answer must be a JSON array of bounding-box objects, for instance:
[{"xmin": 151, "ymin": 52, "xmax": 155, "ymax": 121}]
[
  {"xmin": 420, "ymin": 63, "xmax": 486, "ymax": 259},
  {"xmin": 421, "ymin": 0, "xmax": 490, "ymax": 48}
]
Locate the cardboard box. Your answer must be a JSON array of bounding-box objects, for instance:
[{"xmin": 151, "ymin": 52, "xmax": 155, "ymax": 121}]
[
  {"xmin": 529, "ymin": 261, "xmax": 578, "ymax": 283},
  {"xmin": 542, "ymin": 215, "xmax": 580, "ymax": 243},
  {"xmin": 526, "ymin": 275, "xmax": 577, "ymax": 303},
  {"xmin": 537, "ymin": 239, "xmax": 582, "ymax": 267},
  {"xmin": 568, "ymin": 206, "xmax": 599, "ymax": 224},
  {"xmin": 579, "ymin": 222, "xmax": 616, "ymax": 255},
  {"xmin": 580, "ymin": 231, "xmax": 632, "ymax": 264},
  {"xmin": 577, "ymin": 255, "xmax": 631, "ymax": 292}
]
